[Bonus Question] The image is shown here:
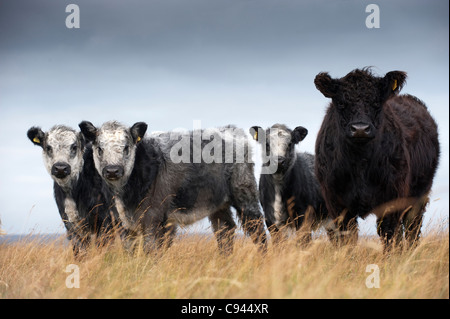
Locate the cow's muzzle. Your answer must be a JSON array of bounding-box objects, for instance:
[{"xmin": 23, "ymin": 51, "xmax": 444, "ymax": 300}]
[
  {"xmin": 268, "ymin": 156, "xmax": 289, "ymax": 174},
  {"xmin": 103, "ymin": 165, "xmax": 124, "ymax": 181},
  {"xmin": 348, "ymin": 122, "xmax": 375, "ymax": 142},
  {"xmin": 51, "ymin": 162, "xmax": 71, "ymax": 179}
]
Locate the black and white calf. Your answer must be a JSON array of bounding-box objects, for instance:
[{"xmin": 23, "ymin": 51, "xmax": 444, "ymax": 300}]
[
  {"xmin": 27, "ymin": 125, "xmax": 120, "ymax": 256},
  {"xmin": 250, "ymin": 124, "xmax": 331, "ymax": 243},
  {"xmin": 79, "ymin": 121, "xmax": 267, "ymax": 253}
]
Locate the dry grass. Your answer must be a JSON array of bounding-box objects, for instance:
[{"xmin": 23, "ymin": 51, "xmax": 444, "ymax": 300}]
[{"xmin": 0, "ymin": 226, "xmax": 448, "ymax": 299}]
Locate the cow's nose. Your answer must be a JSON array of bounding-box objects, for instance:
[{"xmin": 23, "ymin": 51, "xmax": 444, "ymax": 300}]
[
  {"xmin": 51, "ymin": 162, "xmax": 71, "ymax": 178},
  {"xmin": 350, "ymin": 123, "xmax": 372, "ymax": 138},
  {"xmin": 103, "ymin": 165, "xmax": 124, "ymax": 180}
]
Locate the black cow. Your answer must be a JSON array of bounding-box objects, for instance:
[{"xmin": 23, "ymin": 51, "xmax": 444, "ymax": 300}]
[
  {"xmin": 27, "ymin": 125, "xmax": 121, "ymax": 256},
  {"xmin": 250, "ymin": 124, "xmax": 331, "ymax": 243},
  {"xmin": 79, "ymin": 121, "xmax": 267, "ymax": 254},
  {"xmin": 314, "ymin": 68, "xmax": 440, "ymax": 248}
]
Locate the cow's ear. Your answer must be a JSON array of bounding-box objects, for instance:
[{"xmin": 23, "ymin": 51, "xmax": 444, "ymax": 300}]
[
  {"xmin": 381, "ymin": 71, "xmax": 407, "ymax": 100},
  {"xmin": 131, "ymin": 122, "xmax": 147, "ymax": 144},
  {"xmin": 292, "ymin": 126, "xmax": 308, "ymax": 144},
  {"xmin": 27, "ymin": 127, "xmax": 45, "ymax": 147},
  {"xmin": 79, "ymin": 121, "xmax": 98, "ymax": 143},
  {"xmin": 314, "ymin": 72, "xmax": 340, "ymax": 98},
  {"xmin": 249, "ymin": 126, "xmax": 263, "ymax": 143}
]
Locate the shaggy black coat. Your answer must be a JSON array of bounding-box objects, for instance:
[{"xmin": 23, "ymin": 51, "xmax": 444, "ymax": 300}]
[{"xmin": 314, "ymin": 68, "xmax": 440, "ymax": 247}]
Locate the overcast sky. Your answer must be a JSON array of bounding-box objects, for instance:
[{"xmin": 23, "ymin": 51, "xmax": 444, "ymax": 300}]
[{"xmin": 0, "ymin": 0, "xmax": 448, "ymax": 235}]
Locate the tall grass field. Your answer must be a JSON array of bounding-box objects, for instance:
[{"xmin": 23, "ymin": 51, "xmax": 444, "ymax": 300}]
[{"xmin": 0, "ymin": 222, "xmax": 448, "ymax": 299}]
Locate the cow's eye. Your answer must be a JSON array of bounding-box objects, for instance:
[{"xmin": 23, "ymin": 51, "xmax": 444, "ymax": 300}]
[
  {"xmin": 97, "ymin": 147, "xmax": 103, "ymax": 157},
  {"xmin": 124, "ymin": 145, "xmax": 129, "ymax": 156},
  {"xmin": 70, "ymin": 143, "xmax": 77, "ymax": 154},
  {"xmin": 46, "ymin": 145, "xmax": 52, "ymax": 155}
]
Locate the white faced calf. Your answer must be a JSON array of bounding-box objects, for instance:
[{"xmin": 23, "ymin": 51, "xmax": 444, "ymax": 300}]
[
  {"xmin": 27, "ymin": 125, "xmax": 119, "ymax": 256},
  {"xmin": 251, "ymin": 124, "xmax": 308, "ymax": 175},
  {"xmin": 79, "ymin": 121, "xmax": 147, "ymax": 189},
  {"xmin": 80, "ymin": 121, "xmax": 267, "ymax": 254},
  {"xmin": 250, "ymin": 124, "xmax": 332, "ymax": 244}
]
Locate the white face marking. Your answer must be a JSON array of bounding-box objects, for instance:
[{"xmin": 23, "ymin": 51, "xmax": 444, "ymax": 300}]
[
  {"xmin": 93, "ymin": 122, "xmax": 137, "ymax": 188},
  {"xmin": 96, "ymin": 129, "xmax": 129, "ymax": 165},
  {"xmin": 64, "ymin": 198, "xmax": 79, "ymax": 224},
  {"xmin": 269, "ymin": 128, "xmax": 291, "ymax": 158},
  {"xmin": 42, "ymin": 126, "xmax": 84, "ymax": 189}
]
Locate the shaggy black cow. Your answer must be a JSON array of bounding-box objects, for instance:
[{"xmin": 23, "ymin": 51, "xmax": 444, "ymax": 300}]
[
  {"xmin": 250, "ymin": 124, "xmax": 331, "ymax": 243},
  {"xmin": 79, "ymin": 121, "xmax": 267, "ymax": 254},
  {"xmin": 27, "ymin": 125, "xmax": 120, "ymax": 256},
  {"xmin": 314, "ymin": 68, "xmax": 440, "ymax": 247}
]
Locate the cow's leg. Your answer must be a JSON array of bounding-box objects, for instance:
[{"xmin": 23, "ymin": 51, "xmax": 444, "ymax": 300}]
[
  {"xmin": 296, "ymin": 227, "xmax": 312, "ymax": 247},
  {"xmin": 403, "ymin": 195, "xmax": 428, "ymax": 247},
  {"xmin": 335, "ymin": 209, "xmax": 359, "ymax": 245},
  {"xmin": 161, "ymin": 222, "xmax": 177, "ymax": 249},
  {"xmin": 65, "ymin": 221, "xmax": 91, "ymax": 259},
  {"xmin": 142, "ymin": 223, "xmax": 177, "ymax": 254},
  {"xmin": 377, "ymin": 213, "xmax": 403, "ymax": 250},
  {"xmin": 234, "ymin": 204, "xmax": 267, "ymax": 252},
  {"xmin": 70, "ymin": 234, "xmax": 91, "ymax": 259},
  {"xmin": 260, "ymin": 202, "xmax": 284, "ymax": 246},
  {"xmin": 295, "ymin": 205, "xmax": 315, "ymax": 246},
  {"xmin": 209, "ymin": 208, "xmax": 236, "ymax": 255},
  {"xmin": 326, "ymin": 202, "xmax": 358, "ymax": 246},
  {"xmin": 230, "ymin": 163, "xmax": 267, "ymax": 252},
  {"xmin": 321, "ymin": 195, "xmax": 352, "ymax": 245},
  {"xmin": 141, "ymin": 209, "xmax": 176, "ymax": 254},
  {"xmin": 94, "ymin": 211, "xmax": 119, "ymax": 249},
  {"xmin": 267, "ymin": 223, "xmax": 284, "ymax": 245},
  {"xmin": 322, "ymin": 217, "xmax": 338, "ymax": 243}
]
